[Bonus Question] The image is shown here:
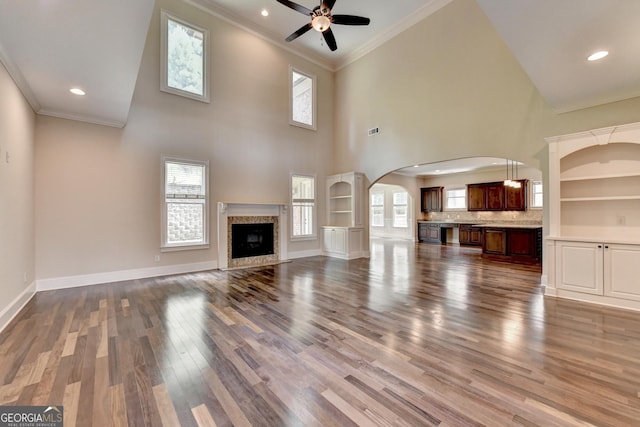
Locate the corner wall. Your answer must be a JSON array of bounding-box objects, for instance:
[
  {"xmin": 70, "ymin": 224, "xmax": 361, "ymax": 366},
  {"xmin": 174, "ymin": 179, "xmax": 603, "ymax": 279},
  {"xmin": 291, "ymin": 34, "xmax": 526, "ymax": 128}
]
[{"xmin": 0, "ymin": 60, "xmax": 35, "ymax": 330}]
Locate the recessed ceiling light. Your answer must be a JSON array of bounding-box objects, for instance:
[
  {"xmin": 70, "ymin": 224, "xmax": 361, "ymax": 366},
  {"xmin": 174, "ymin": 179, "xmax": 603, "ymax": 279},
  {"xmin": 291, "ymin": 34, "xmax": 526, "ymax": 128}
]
[
  {"xmin": 587, "ymin": 50, "xmax": 608, "ymax": 61},
  {"xmin": 413, "ymin": 165, "xmax": 419, "ymax": 168},
  {"xmin": 69, "ymin": 88, "xmax": 86, "ymax": 96},
  {"xmin": 261, "ymin": 9, "xmax": 269, "ymax": 17}
]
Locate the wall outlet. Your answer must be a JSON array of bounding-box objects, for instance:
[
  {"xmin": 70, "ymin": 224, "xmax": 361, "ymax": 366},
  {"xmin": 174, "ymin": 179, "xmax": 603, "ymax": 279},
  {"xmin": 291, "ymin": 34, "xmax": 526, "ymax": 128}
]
[
  {"xmin": 154, "ymin": 255, "xmax": 160, "ymax": 262},
  {"xmin": 616, "ymin": 215, "xmax": 626, "ymax": 226}
]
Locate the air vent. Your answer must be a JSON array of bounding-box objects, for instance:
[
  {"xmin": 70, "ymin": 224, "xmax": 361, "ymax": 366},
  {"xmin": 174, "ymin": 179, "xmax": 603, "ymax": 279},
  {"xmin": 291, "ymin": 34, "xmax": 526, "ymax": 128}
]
[{"xmin": 368, "ymin": 127, "xmax": 380, "ymax": 136}]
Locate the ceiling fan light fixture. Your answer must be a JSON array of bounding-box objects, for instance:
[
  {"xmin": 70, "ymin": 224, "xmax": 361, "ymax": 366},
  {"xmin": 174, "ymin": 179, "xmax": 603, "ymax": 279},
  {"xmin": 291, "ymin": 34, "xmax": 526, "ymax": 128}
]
[{"xmin": 312, "ymin": 15, "xmax": 331, "ymax": 32}]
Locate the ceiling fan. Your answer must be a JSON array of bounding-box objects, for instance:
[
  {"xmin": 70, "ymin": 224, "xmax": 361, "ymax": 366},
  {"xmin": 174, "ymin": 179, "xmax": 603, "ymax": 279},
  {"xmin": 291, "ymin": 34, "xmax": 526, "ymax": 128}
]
[{"xmin": 276, "ymin": 0, "xmax": 370, "ymax": 51}]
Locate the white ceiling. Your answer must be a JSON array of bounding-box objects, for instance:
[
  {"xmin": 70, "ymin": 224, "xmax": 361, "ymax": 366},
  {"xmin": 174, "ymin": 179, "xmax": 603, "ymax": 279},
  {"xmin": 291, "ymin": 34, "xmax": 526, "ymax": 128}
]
[
  {"xmin": 0, "ymin": 0, "xmax": 639, "ymax": 127},
  {"xmin": 394, "ymin": 157, "xmax": 514, "ymax": 177}
]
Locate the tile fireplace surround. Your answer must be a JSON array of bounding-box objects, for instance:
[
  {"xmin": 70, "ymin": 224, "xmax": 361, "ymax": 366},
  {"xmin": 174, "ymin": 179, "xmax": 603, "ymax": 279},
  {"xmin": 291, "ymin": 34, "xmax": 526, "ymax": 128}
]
[{"xmin": 216, "ymin": 202, "xmax": 288, "ymax": 270}]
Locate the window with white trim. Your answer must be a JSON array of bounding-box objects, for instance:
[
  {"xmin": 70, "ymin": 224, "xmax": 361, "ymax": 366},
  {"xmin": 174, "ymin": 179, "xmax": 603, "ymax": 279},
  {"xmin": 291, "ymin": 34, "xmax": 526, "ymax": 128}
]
[
  {"xmin": 291, "ymin": 174, "xmax": 316, "ymax": 238},
  {"xmin": 370, "ymin": 193, "xmax": 384, "ymax": 227},
  {"xmin": 392, "ymin": 191, "xmax": 408, "ymax": 228},
  {"xmin": 161, "ymin": 10, "xmax": 209, "ymax": 102},
  {"xmin": 162, "ymin": 158, "xmax": 209, "ymax": 249},
  {"xmin": 289, "ymin": 66, "xmax": 316, "ymax": 130},
  {"xmin": 531, "ymin": 180, "xmax": 543, "ymax": 208},
  {"xmin": 446, "ymin": 187, "xmax": 466, "ymax": 209}
]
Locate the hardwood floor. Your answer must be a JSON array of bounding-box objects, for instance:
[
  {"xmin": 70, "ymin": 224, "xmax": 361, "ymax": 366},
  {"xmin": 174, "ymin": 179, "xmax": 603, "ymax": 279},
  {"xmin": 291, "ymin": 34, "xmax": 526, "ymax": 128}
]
[{"xmin": 2, "ymin": 239, "xmax": 640, "ymax": 426}]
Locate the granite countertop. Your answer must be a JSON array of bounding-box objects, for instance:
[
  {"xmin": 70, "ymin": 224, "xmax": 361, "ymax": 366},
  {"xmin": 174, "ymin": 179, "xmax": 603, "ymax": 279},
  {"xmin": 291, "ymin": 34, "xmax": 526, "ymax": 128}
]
[
  {"xmin": 473, "ymin": 223, "xmax": 542, "ymax": 229},
  {"xmin": 417, "ymin": 220, "xmax": 542, "ymax": 229}
]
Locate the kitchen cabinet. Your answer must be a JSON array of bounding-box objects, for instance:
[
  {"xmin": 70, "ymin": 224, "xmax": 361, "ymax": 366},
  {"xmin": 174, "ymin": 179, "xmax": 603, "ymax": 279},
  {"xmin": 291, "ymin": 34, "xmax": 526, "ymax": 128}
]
[
  {"xmin": 483, "ymin": 228, "xmax": 507, "ymax": 255},
  {"xmin": 480, "ymin": 226, "xmax": 541, "ymax": 264},
  {"xmin": 420, "ymin": 187, "xmax": 443, "ymax": 212},
  {"xmin": 459, "ymin": 224, "xmax": 482, "ymax": 246},
  {"xmin": 467, "ymin": 181, "xmax": 527, "ymax": 211},
  {"xmin": 418, "ymin": 222, "xmax": 443, "ymax": 244}
]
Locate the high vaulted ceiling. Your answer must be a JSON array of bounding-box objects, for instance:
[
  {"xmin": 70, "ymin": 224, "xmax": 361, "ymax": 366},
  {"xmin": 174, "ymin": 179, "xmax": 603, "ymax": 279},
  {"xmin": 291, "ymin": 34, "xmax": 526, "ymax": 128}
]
[{"xmin": 1, "ymin": 0, "xmax": 639, "ymax": 127}]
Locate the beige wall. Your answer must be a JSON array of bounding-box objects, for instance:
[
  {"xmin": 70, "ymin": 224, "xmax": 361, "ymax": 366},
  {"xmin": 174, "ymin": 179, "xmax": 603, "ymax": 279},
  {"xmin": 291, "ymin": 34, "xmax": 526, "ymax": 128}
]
[
  {"xmin": 0, "ymin": 60, "xmax": 35, "ymax": 326},
  {"xmin": 333, "ymin": 0, "xmax": 640, "ymax": 183},
  {"xmin": 34, "ymin": 0, "xmax": 334, "ymax": 281}
]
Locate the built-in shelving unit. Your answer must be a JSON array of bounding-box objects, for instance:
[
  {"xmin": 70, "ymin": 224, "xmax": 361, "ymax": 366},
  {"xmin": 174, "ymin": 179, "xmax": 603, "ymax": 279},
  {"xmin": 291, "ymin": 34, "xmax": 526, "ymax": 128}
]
[
  {"xmin": 323, "ymin": 172, "xmax": 366, "ymax": 259},
  {"xmin": 546, "ymin": 122, "xmax": 640, "ymax": 311}
]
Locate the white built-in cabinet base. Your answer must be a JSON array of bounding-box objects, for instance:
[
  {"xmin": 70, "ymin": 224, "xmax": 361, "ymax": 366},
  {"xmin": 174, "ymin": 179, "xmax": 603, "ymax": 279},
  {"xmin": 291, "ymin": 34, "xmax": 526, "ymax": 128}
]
[
  {"xmin": 546, "ymin": 237, "xmax": 640, "ymax": 311},
  {"xmin": 322, "ymin": 226, "xmax": 366, "ymax": 260}
]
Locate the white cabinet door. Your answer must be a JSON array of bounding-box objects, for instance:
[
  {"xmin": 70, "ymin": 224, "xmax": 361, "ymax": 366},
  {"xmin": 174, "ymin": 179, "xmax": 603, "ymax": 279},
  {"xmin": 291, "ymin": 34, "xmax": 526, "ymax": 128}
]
[
  {"xmin": 605, "ymin": 244, "xmax": 640, "ymax": 301},
  {"xmin": 556, "ymin": 241, "xmax": 603, "ymax": 295},
  {"xmin": 322, "ymin": 227, "xmax": 347, "ymax": 256}
]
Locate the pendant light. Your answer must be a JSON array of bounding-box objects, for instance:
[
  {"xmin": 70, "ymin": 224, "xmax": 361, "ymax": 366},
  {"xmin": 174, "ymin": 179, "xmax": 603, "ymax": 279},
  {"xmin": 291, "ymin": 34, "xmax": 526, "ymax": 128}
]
[{"xmin": 504, "ymin": 159, "xmax": 521, "ymax": 188}]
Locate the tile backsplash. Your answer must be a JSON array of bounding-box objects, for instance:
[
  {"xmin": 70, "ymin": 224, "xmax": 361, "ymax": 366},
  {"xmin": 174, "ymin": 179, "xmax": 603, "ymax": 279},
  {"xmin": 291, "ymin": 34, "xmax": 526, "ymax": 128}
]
[{"xmin": 425, "ymin": 209, "xmax": 542, "ymax": 224}]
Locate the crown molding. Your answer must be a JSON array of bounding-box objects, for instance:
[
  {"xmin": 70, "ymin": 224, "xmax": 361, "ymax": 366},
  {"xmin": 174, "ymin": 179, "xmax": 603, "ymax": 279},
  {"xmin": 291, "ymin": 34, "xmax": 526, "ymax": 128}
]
[{"xmin": 0, "ymin": 40, "xmax": 41, "ymax": 112}]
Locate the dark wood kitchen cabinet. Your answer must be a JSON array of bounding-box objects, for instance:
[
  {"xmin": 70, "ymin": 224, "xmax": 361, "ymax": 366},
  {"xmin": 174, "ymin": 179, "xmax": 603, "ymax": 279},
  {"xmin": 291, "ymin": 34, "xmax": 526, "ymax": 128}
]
[
  {"xmin": 467, "ymin": 180, "xmax": 527, "ymax": 211},
  {"xmin": 418, "ymin": 223, "xmax": 442, "ymax": 243},
  {"xmin": 420, "ymin": 187, "xmax": 443, "ymax": 212},
  {"xmin": 505, "ymin": 180, "xmax": 528, "ymax": 210},
  {"xmin": 459, "ymin": 224, "xmax": 483, "ymax": 246},
  {"xmin": 481, "ymin": 226, "xmax": 542, "ymax": 264},
  {"xmin": 483, "ymin": 228, "xmax": 507, "ymax": 255},
  {"xmin": 467, "ymin": 184, "xmax": 486, "ymax": 211}
]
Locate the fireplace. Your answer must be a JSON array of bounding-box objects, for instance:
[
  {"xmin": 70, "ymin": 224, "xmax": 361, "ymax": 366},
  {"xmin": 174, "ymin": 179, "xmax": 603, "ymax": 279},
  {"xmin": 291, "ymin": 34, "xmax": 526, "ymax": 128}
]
[
  {"xmin": 217, "ymin": 202, "xmax": 287, "ymax": 270},
  {"xmin": 231, "ymin": 223, "xmax": 274, "ymax": 259}
]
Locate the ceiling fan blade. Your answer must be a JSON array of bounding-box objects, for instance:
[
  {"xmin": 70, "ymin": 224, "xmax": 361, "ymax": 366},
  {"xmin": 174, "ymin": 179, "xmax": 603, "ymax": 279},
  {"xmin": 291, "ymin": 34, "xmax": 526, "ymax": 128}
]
[
  {"xmin": 276, "ymin": 0, "xmax": 313, "ymax": 16},
  {"xmin": 322, "ymin": 0, "xmax": 337, "ymax": 10},
  {"xmin": 322, "ymin": 28, "xmax": 337, "ymax": 51},
  {"xmin": 285, "ymin": 23, "xmax": 313, "ymax": 42},
  {"xmin": 332, "ymin": 15, "xmax": 370, "ymax": 26}
]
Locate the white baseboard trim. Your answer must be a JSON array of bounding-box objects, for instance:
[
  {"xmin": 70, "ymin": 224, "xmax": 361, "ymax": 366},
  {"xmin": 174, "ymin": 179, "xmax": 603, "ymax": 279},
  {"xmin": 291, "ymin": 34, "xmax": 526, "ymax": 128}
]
[
  {"xmin": 0, "ymin": 281, "xmax": 36, "ymax": 333},
  {"xmin": 288, "ymin": 249, "xmax": 323, "ymax": 259},
  {"xmin": 36, "ymin": 261, "xmax": 218, "ymax": 291}
]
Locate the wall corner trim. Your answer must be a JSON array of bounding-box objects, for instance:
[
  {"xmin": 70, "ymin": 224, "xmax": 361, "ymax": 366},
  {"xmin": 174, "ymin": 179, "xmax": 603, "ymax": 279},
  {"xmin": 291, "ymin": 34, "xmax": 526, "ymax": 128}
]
[{"xmin": 0, "ymin": 282, "xmax": 36, "ymax": 334}]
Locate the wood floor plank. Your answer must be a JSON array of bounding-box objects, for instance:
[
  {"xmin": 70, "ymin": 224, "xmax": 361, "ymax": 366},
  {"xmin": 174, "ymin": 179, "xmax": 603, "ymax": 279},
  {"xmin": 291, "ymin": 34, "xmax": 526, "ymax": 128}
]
[{"xmin": 2, "ymin": 241, "xmax": 640, "ymax": 426}]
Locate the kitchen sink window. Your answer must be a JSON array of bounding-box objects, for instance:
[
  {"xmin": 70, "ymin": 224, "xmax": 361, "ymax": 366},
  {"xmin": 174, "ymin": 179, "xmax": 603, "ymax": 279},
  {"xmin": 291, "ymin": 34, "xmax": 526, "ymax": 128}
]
[
  {"xmin": 531, "ymin": 180, "xmax": 543, "ymax": 208},
  {"xmin": 446, "ymin": 187, "xmax": 466, "ymax": 210}
]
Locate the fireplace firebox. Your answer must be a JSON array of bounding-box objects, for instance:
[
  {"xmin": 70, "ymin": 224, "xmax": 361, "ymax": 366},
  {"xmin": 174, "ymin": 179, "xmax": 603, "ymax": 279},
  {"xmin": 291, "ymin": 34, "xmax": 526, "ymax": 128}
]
[{"xmin": 231, "ymin": 223, "xmax": 274, "ymax": 259}]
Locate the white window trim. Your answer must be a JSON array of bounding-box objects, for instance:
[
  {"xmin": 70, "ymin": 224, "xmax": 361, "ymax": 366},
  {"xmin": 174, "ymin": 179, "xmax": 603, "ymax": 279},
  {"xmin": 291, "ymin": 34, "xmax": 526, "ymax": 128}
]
[
  {"xmin": 530, "ymin": 180, "xmax": 543, "ymax": 209},
  {"xmin": 289, "ymin": 65, "xmax": 317, "ymax": 131},
  {"xmin": 290, "ymin": 172, "xmax": 317, "ymax": 241},
  {"xmin": 161, "ymin": 156, "xmax": 210, "ymax": 251},
  {"xmin": 160, "ymin": 10, "xmax": 210, "ymax": 103},
  {"xmin": 444, "ymin": 186, "xmax": 467, "ymax": 211}
]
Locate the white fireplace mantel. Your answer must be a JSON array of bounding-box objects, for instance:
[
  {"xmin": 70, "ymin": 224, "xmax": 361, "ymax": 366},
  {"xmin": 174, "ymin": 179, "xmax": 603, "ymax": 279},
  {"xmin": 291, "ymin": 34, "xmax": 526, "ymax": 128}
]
[{"xmin": 216, "ymin": 202, "xmax": 289, "ymax": 270}]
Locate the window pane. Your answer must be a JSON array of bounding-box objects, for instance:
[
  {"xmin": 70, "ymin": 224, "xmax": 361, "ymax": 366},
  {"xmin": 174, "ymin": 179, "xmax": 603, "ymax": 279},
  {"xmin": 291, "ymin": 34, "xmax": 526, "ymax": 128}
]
[
  {"xmin": 393, "ymin": 206, "xmax": 408, "ymax": 228},
  {"xmin": 166, "ymin": 161, "xmax": 205, "ymax": 196},
  {"xmin": 532, "ymin": 181, "xmax": 543, "ymax": 207},
  {"xmin": 371, "ymin": 206, "xmax": 384, "ymax": 227},
  {"xmin": 446, "ymin": 188, "xmax": 466, "ymax": 209},
  {"xmin": 371, "ymin": 193, "xmax": 384, "ymax": 206},
  {"xmin": 167, "ymin": 202, "xmax": 204, "ymax": 244},
  {"xmin": 167, "ymin": 19, "xmax": 204, "ymax": 96},
  {"xmin": 393, "ymin": 192, "xmax": 407, "ymax": 205},
  {"xmin": 292, "ymin": 70, "xmax": 313, "ymax": 127},
  {"xmin": 292, "ymin": 175, "xmax": 314, "ymax": 200},
  {"xmin": 292, "ymin": 203, "xmax": 313, "ymax": 236}
]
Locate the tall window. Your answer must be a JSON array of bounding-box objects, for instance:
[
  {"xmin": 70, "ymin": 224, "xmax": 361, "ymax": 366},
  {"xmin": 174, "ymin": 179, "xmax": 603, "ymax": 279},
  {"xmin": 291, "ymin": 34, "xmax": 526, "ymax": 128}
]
[
  {"xmin": 371, "ymin": 193, "xmax": 384, "ymax": 227},
  {"xmin": 291, "ymin": 174, "xmax": 315, "ymax": 238},
  {"xmin": 161, "ymin": 10, "xmax": 209, "ymax": 102},
  {"xmin": 446, "ymin": 188, "xmax": 466, "ymax": 209},
  {"xmin": 531, "ymin": 180, "xmax": 543, "ymax": 208},
  {"xmin": 392, "ymin": 192, "xmax": 408, "ymax": 228},
  {"xmin": 163, "ymin": 158, "xmax": 208, "ymax": 249},
  {"xmin": 289, "ymin": 66, "xmax": 316, "ymax": 130}
]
